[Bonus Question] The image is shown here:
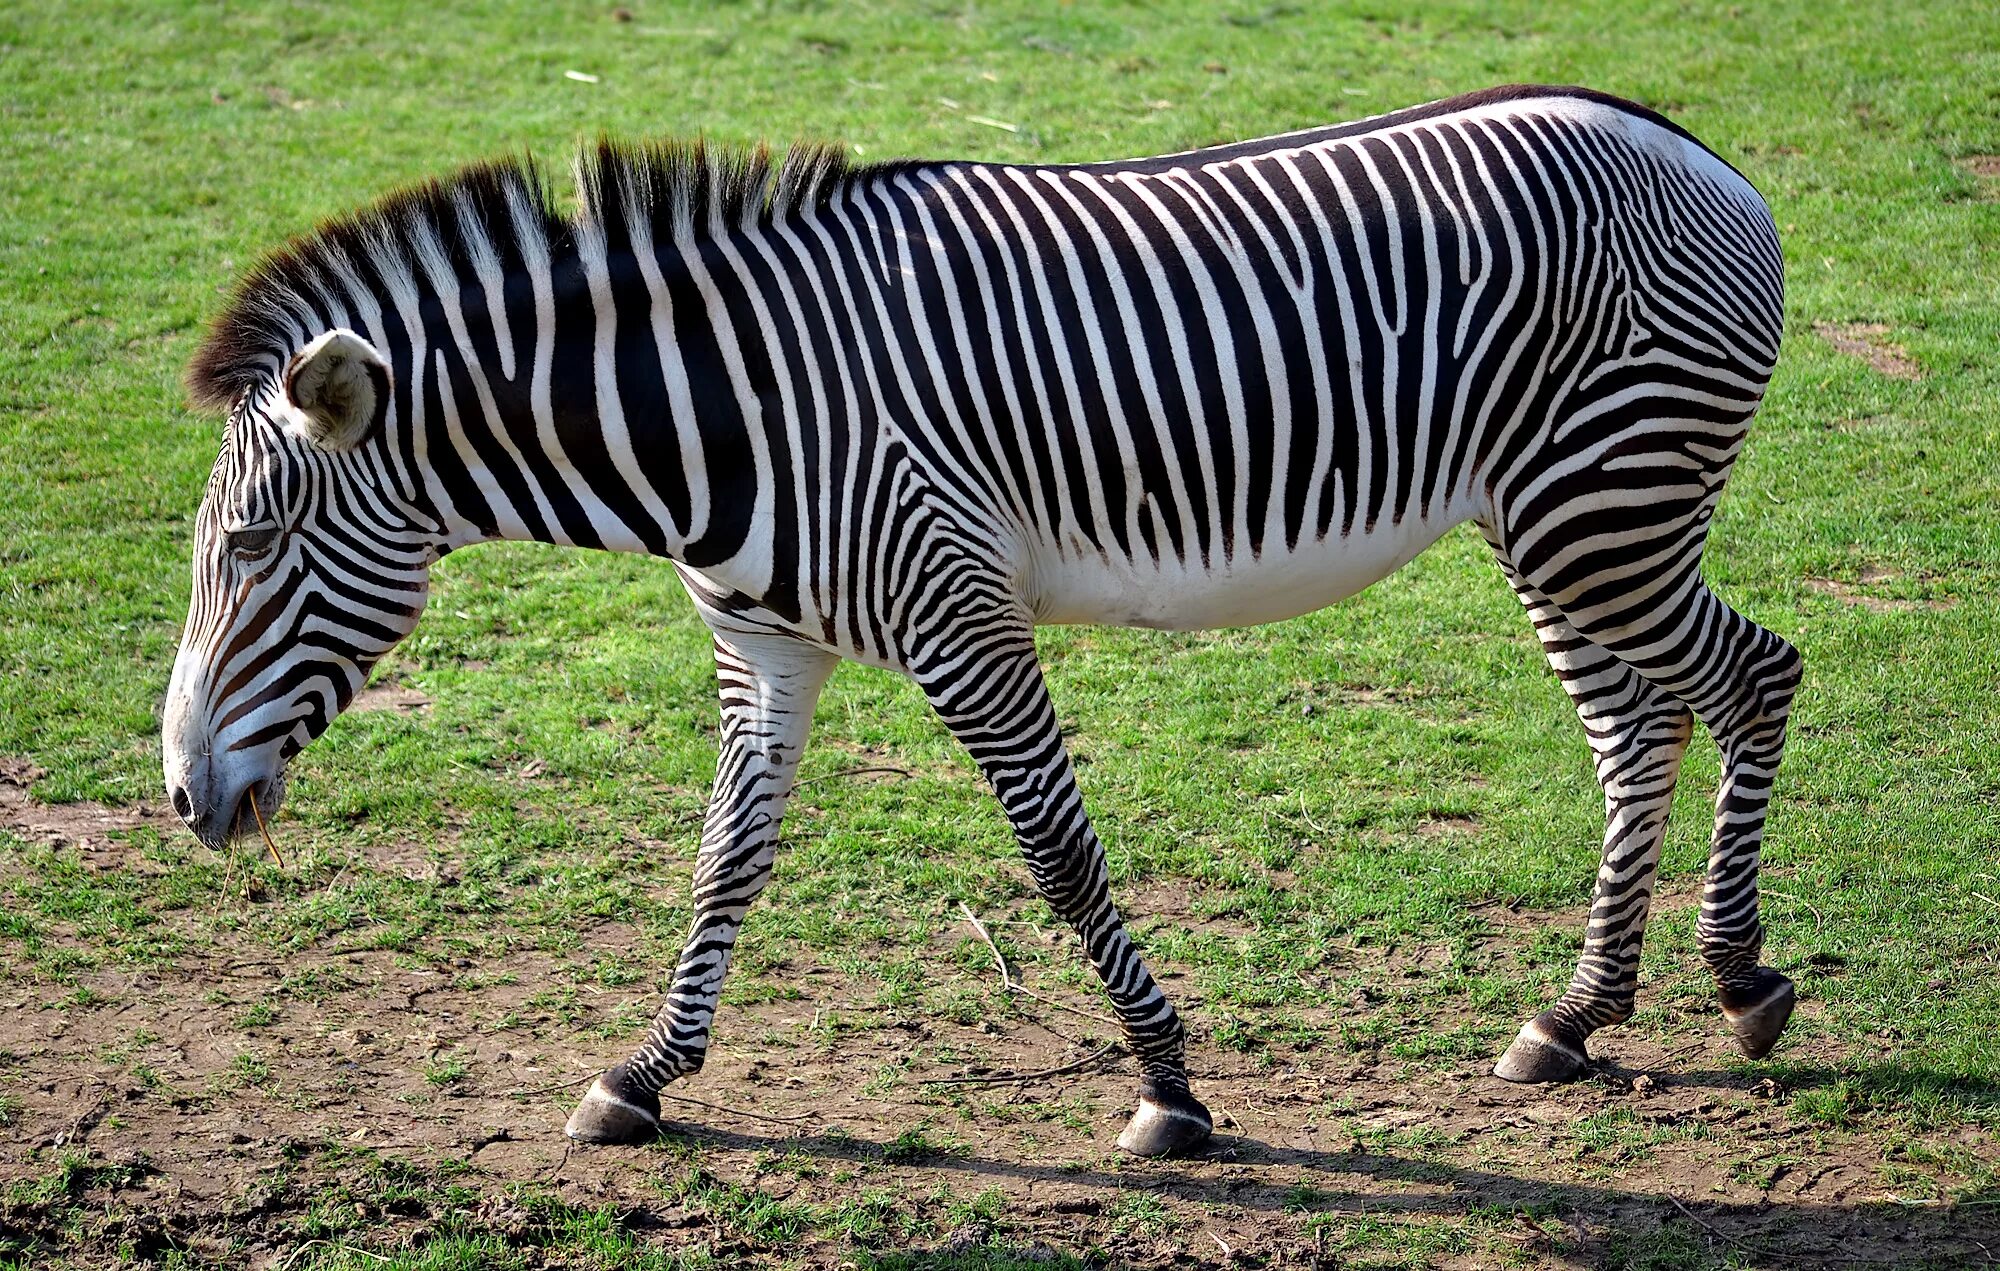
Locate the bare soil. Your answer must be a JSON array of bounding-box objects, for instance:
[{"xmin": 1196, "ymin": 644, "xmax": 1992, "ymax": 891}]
[
  {"xmin": 1, "ymin": 775, "xmax": 1992, "ymax": 1268},
  {"xmin": 1812, "ymin": 321, "xmax": 1926, "ymax": 381},
  {"xmin": 1804, "ymin": 566, "xmax": 1956, "ymax": 613},
  {"xmin": 0, "ymin": 757, "xmax": 164, "ymax": 847},
  {"xmin": 347, "ymin": 681, "xmax": 433, "ymax": 714}
]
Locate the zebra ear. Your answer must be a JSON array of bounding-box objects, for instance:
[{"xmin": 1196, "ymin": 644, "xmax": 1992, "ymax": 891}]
[{"xmin": 282, "ymin": 328, "xmax": 391, "ymax": 451}]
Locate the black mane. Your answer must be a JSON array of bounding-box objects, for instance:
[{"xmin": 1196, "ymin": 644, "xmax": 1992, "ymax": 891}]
[{"xmin": 187, "ymin": 139, "xmax": 905, "ymax": 410}]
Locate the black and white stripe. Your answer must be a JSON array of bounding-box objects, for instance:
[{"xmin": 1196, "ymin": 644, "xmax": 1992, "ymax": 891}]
[{"xmin": 165, "ymin": 85, "xmax": 1799, "ymax": 1152}]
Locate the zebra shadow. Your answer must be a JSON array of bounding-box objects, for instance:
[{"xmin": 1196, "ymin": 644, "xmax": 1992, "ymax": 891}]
[
  {"xmin": 669, "ymin": 1125, "xmax": 1996, "ymax": 1269},
  {"xmin": 661, "ymin": 1058, "xmax": 1999, "ymax": 1270}
]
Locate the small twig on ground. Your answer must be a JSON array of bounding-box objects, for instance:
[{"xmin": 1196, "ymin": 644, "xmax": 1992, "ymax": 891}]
[
  {"xmin": 923, "ymin": 1040, "xmax": 1123, "ymax": 1086},
  {"xmin": 1761, "ymin": 888, "xmax": 1823, "ymax": 932},
  {"xmin": 211, "ymin": 959, "xmax": 284, "ymax": 982},
  {"xmin": 544, "ymin": 1138, "xmax": 572, "ymax": 1185},
  {"xmin": 276, "ymin": 1241, "xmax": 393, "ymax": 1271},
  {"xmin": 794, "ymin": 764, "xmax": 914, "ymax": 789},
  {"xmin": 1208, "ymin": 1097, "xmax": 1240, "ymax": 1135},
  {"xmin": 1293, "ymin": 791, "xmax": 1337, "ymax": 840},
  {"xmin": 1664, "ymin": 1194, "xmax": 1944, "ymax": 1265},
  {"xmin": 1667, "ymin": 1195, "xmax": 1795, "ymax": 1261},
  {"xmin": 502, "ymin": 1072, "xmax": 601, "ymax": 1098},
  {"xmin": 957, "ymin": 900, "xmax": 1118, "ymax": 1028},
  {"xmin": 661, "ymin": 1091, "xmax": 816, "ymax": 1125},
  {"xmin": 1026, "ymin": 1014, "xmax": 1091, "ymax": 1048}
]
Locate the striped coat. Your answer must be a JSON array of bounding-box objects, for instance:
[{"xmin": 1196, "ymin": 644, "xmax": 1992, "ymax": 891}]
[{"xmin": 165, "ymin": 86, "xmax": 1800, "ymax": 1156}]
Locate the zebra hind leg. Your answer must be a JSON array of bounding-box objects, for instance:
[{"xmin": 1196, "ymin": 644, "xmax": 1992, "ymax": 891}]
[
  {"xmin": 1503, "ymin": 525, "xmax": 1803, "ymax": 1067},
  {"xmin": 567, "ymin": 634, "xmax": 838, "ymax": 1144},
  {"xmin": 918, "ymin": 634, "xmax": 1213, "ymax": 1158},
  {"xmin": 1691, "ymin": 605, "xmax": 1803, "ymax": 1060},
  {"xmin": 1485, "ymin": 536, "xmax": 1695, "ymax": 1082},
  {"xmin": 1591, "ymin": 585, "xmax": 1802, "ymax": 1061}
]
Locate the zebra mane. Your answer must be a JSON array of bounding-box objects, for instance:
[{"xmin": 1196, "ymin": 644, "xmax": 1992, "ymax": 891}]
[{"xmin": 188, "ymin": 138, "xmax": 898, "ymax": 410}]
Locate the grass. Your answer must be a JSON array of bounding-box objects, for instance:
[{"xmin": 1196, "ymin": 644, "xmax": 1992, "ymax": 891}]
[{"xmin": 2, "ymin": 0, "xmax": 1998, "ymax": 1267}]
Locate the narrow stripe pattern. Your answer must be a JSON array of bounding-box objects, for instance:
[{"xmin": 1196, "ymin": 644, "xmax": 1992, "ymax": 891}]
[{"xmin": 165, "ymin": 85, "xmax": 1800, "ymax": 1115}]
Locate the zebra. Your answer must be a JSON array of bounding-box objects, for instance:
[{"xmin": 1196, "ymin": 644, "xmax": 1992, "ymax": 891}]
[{"xmin": 161, "ymin": 84, "xmax": 1799, "ymax": 1159}]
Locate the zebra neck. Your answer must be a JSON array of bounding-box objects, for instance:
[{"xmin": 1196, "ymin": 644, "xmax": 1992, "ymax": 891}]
[{"xmin": 417, "ymin": 229, "xmax": 787, "ymax": 599}]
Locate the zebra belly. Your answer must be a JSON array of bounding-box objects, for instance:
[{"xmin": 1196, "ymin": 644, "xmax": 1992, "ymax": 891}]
[{"xmin": 1026, "ymin": 508, "xmax": 1469, "ymax": 631}]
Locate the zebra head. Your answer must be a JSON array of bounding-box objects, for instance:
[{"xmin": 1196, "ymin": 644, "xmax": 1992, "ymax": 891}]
[{"xmin": 163, "ymin": 328, "xmax": 439, "ymax": 848}]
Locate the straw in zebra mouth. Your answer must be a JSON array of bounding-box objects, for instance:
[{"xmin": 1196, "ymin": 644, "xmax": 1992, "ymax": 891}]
[{"xmin": 243, "ymin": 784, "xmax": 286, "ymax": 870}]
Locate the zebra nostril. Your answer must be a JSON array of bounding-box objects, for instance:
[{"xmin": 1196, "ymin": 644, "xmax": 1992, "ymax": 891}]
[{"xmin": 170, "ymin": 785, "xmax": 195, "ymax": 823}]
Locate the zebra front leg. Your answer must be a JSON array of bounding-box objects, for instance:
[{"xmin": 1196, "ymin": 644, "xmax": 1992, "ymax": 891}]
[
  {"xmin": 1487, "ymin": 538, "xmax": 1695, "ymax": 1082},
  {"xmin": 566, "ymin": 634, "xmax": 837, "ymax": 1144},
  {"xmin": 919, "ymin": 636, "xmax": 1212, "ymax": 1158}
]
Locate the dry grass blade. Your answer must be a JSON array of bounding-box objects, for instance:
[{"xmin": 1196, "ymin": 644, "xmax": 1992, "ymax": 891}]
[
  {"xmin": 795, "ymin": 763, "xmax": 913, "ymax": 788},
  {"xmin": 275, "ymin": 1239, "xmax": 394, "ymax": 1270},
  {"xmin": 1662, "ymin": 1194, "xmax": 1963, "ymax": 1265},
  {"xmin": 1761, "ymin": 888, "xmax": 1824, "ymax": 933},
  {"xmin": 248, "ymin": 796, "xmax": 286, "ymax": 870},
  {"xmin": 660, "ymin": 1091, "xmax": 817, "ymax": 1125},
  {"xmin": 957, "ymin": 900, "xmax": 1119, "ymax": 1028},
  {"xmin": 922, "ymin": 1040, "xmax": 1123, "ymax": 1086},
  {"xmin": 502, "ymin": 1072, "xmax": 602, "ymax": 1098}
]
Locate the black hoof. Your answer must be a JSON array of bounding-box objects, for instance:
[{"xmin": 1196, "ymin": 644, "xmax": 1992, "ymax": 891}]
[
  {"xmin": 1115, "ymin": 1080, "xmax": 1213, "ymax": 1158},
  {"xmin": 564, "ymin": 1065, "xmax": 662, "ymax": 1144},
  {"xmin": 1493, "ymin": 1013, "xmax": 1590, "ymax": 1083},
  {"xmin": 1720, "ymin": 968, "xmax": 1795, "ymax": 1060}
]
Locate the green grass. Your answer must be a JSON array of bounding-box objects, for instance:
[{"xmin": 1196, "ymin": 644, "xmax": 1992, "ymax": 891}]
[{"xmin": 2, "ymin": 1, "xmax": 1999, "ymax": 1268}]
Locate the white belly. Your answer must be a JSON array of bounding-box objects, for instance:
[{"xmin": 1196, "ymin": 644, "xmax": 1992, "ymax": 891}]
[{"xmin": 1025, "ymin": 507, "xmax": 1471, "ymax": 631}]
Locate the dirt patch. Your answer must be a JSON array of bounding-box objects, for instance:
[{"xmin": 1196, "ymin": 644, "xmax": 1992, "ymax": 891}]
[
  {"xmin": 1414, "ymin": 813, "xmax": 1480, "ymax": 838},
  {"xmin": 1960, "ymin": 155, "xmax": 2000, "ymax": 178},
  {"xmin": 0, "ymin": 758, "xmax": 162, "ymax": 855},
  {"xmin": 1811, "ymin": 321, "xmax": 1925, "ymax": 381},
  {"xmin": 0, "ymin": 819, "xmax": 1991, "ymax": 1267},
  {"xmin": 1324, "ymin": 683, "xmax": 1433, "ymax": 708},
  {"xmin": 1804, "ymin": 566, "xmax": 1956, "ymax": 613},
  {"xmin": 349, "ymin": 681, "xmax": 431, "ymax": 714},
  {"xmin": 3, "ymin": 941, "xmax": 1989, "ymax": 1266}
]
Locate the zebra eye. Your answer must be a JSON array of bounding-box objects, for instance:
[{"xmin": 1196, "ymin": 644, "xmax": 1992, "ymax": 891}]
[{"xmin": 225, "ymin": 525, "xmax": 281, "ymax": 558}]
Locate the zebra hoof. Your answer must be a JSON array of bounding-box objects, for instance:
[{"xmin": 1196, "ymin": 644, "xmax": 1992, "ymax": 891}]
[
  {"xmin": 1115, "ymin": 1081, "xmax": 1213, "ymax": 1158},
  {"xmin": 1720, "ymin": 968, "xmax": 1795, "ymax": 1060},
  {"xmin": 564, "ymin": 1065, "xmax": 662, "ymax": 1144},
  {"xmin": 1493, "ymin": 1014, "xmax": 1590, "ymax": 1084}
]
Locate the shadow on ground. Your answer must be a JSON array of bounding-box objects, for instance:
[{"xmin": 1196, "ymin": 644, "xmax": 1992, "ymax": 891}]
[{"xmin": 653, "ymin": 1116, "xmax": 1996, "ymax": 1268}]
